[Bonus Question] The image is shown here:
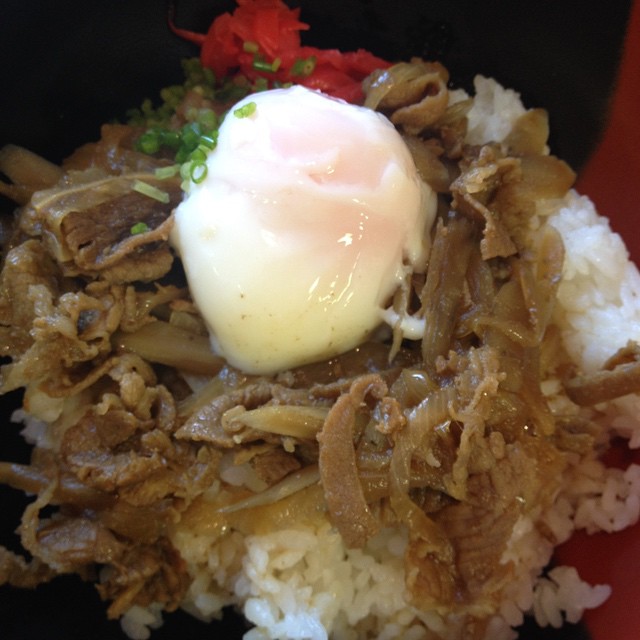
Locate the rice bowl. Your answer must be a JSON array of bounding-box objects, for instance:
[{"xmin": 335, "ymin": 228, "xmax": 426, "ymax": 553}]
[{"xmin": 1, "ymin": 2, "xmax": 639, "ymax": 640}]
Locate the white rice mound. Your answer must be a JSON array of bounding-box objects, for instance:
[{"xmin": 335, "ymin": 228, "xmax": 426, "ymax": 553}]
[
  {"xmin": 547, "ymin": 192, "xmax": 640, "ymax": 446},
  {"xmin": 463, "ymin": 75, "xmax": 527, "ymax": 145},
  {"xmin": 122, "ymin": 76, "xmax": 640, "ymax": 639}
]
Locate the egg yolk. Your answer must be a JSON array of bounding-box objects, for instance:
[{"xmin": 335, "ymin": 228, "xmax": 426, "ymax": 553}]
[{"xmin": 171, "ymin": 85, "xmax": 436, "ymax": 374}]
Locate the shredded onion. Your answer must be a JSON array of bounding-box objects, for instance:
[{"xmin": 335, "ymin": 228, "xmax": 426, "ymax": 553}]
[
  {"xmin": 113, "ymin": 321, "xmax": 225, "ymax": 376},
  {"xmin": 217, "ymin": 465, "xmax": 320, "ymax": 513}
]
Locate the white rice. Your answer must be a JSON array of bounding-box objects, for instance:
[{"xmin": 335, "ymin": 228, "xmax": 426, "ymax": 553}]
[
  {"xmin": 124, "ymin": 76, "xmax": 640, "ymax": 639},
  {"xmin": 120, "ymin": 604, "xmax": 164, "ymax": 640},
  {"xmin": 549, "ymin": 191, "xmax": 640, "ymax": 374},
  {"xmin": 464, "ymin": 75, "xmax": 527, "ymax": 146}
]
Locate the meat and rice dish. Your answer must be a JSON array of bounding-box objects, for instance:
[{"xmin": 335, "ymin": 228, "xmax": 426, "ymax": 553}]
[{"xmin": 1, "ymin": 2, "xmax": 639, "ymax": 639}]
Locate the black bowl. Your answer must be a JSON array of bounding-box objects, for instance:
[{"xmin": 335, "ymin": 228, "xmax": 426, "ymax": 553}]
[
  {"xmin": 0, "ymin": 2, "xmax": 634, "ymax": 639},
  {"xmin": 0, "ymin": 0, "xmax": 633, "ymax": 168}
]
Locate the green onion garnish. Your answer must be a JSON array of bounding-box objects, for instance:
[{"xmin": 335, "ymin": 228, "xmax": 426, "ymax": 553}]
[
  {"xmin": 243, "ymin": 41, "xmax": 259, "ymax": 54},
  {"xmin": 181, "ymin": 122, "xmax": 202, "ymax": 150},
  {"xmin": 132, "ymin": 180, "xmax": 170, "ymax": 203},
  {"xmin": 154, "ymin": 165, "xmax": 180, "ymax": 179},
  {"xmin": 130, "ymin": 222, "xmax": 150, "ymax": 235},
  {"xmin": 190, "ymin": 147, "xmax": 208, "ymax": 165},
  {"xmin": 137, "ymin": 131, "xmax": 161, "ymax": 154},
  {"xmin": 198, "ymin": 108, "xmax": 218, "ymax": 131},
  {"xmin": 158, "ymin": 129, "xmax": 181, "ymax": 149},
  {"xmin": 252, "ymin": 55, "xmax": 281, "ymax": 73},
  {"xmin": 291, "ymin": 56, "xmax": 317, "ymax": 77},
  {"xmin": 199, "ymin": 134, "xmax": 217, "ymax": 150},
  {"xmin": 254, "ymin": 77, "xmax": 269, "ymax": 92},
  {"xmin": 234, "ymin": 101, "xmax": 257, "ymax": 118},
  {"xmin": 190, "ymin": 162, "xmax": 208, "ymax": 184}
]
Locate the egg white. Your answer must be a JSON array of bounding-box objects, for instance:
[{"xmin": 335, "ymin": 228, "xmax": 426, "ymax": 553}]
[{"xmin": 171, "ymin": 86, "xmax": 436, "ymax": 374}]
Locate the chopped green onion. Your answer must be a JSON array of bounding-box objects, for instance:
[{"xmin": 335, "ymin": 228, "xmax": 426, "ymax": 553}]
[
  {"xmin": 158, "ymin": 129, "xmax": 180, "ymax": 149},
  {"xmin": 252, "ymin": 57, "xmax": 272, "ymax": 73},
  {"xmin": 198, "ymin": 134, "xmax": 217, "ymax": 150},
  {"xmin": 234, "ymin": 101, "xmax": 257, "ymax": 118},
  {"xmin": 181, "ymin": 122, "xmax": 202, "ymax": 149},
  {"xmin": 154, "ymin": 164, "xmax": 180, "ymax": 179},
  {"xmin": 254, "ymin": 77, "xmax": 269, "ymax": 92},
  {"xmin": 197, "ymin": 108, "xmax": 218, "ymax": 131},
  {"xmin": 132, "ymin": 180, "xmax": 170, "ymax": 203},
  {"xmin": 137, "ymin": 131, "xmax": 161, "ymax": 154},
  {"xmin": 130, "ymin": 222, "xmax": 150, "ymax": 235},
  {"xmin": 214, "ymin": 79, "xmax": 251, "ymax": 104},
  {"xmin": 159, "ymin": 85, "xmax": 187, "ymax": 110},
  {"xmin": 190, "ymin": 162, "xmax": 208, "ymax": 184},
  {"xmin": 291, "ymin": 56, "xmax": 317, "ymax": 77},
  {"xmin": 243, "ymin": 41, "xmax": 259, "ymax": 53},
  {"xmin": 175, "ymin": 147, "xmax": 189, "ymax": 164},
  {"xmin": 252, "ymin": 54, "xmax": 281, "ymax": 73},
  {"xmin": 190, "ymin": 147, "xmax": 208, "ymax": 164},
  {"xmin": 199, "ymin": 65, "xmax": 216, "ymax": 88},
  {"xmin": 127, "ymin": 59, "xmax": 229, "ymax": 130},
  {"xmin": 184, "ymin": 105, "xmax": 200, "ymax": 122}
]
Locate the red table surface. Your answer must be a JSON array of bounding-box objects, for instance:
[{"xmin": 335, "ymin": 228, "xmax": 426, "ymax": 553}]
[{"xmin": 556, "ymin": 2, "xmax": 640, "ymax": 639}]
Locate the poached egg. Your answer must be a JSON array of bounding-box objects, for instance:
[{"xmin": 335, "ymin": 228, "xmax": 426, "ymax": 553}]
[{"xmin": 171, "ymin": 85, "xmax": 436, "ymax": 374}]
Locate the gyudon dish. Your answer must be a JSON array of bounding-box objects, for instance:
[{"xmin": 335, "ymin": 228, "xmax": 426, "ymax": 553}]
[{"xmin": 1, "ymin": 2, "xmax": 639, "ymax": 639}]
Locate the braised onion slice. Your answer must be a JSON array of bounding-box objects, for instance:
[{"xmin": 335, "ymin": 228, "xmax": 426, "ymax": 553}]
[{"xmin": 113, "ymin": 320, "xmax": 225, "ymax": 376}]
